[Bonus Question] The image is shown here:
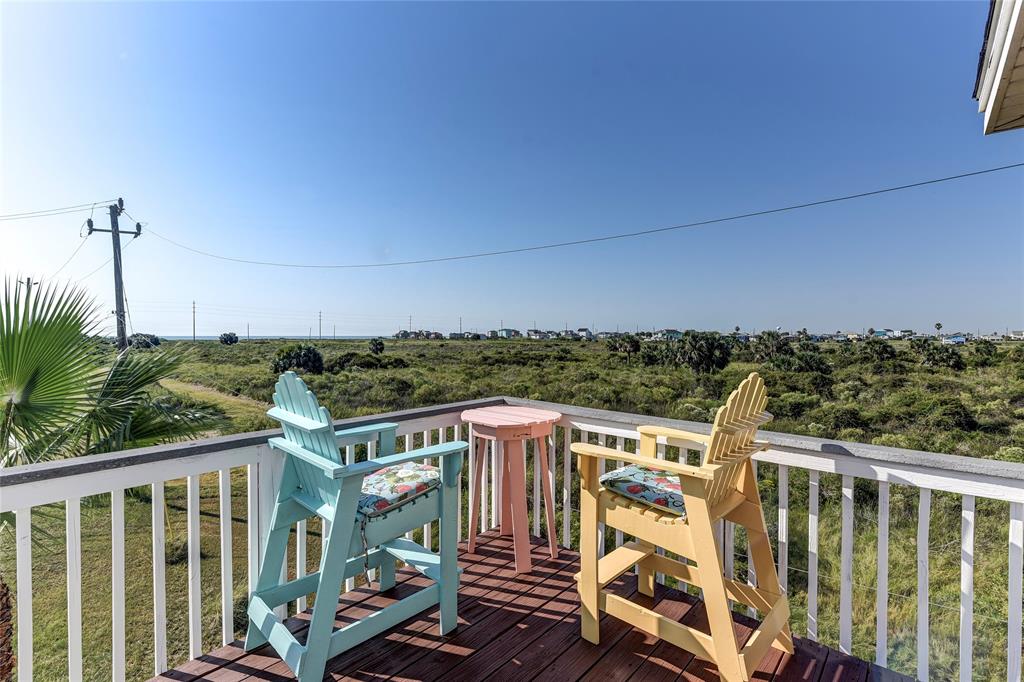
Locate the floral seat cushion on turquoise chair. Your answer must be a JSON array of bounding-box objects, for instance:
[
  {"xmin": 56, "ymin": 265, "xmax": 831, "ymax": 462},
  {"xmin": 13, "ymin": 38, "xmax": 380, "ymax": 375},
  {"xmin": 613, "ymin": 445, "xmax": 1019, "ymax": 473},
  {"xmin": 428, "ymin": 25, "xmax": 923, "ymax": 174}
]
[
  {"xmin": 358, "ymin": 462, "xmax": 441, "ymax": 517},
  {"xmin": 599, "ymin": 464, "xmax": 687, "ymax": 516}
]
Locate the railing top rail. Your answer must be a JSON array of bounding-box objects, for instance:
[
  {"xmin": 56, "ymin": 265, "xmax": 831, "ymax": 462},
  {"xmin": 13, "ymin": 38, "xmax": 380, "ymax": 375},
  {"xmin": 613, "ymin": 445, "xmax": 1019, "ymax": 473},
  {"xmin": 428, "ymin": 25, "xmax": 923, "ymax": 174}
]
[
  {"xmin": 503, "ymin": 396, "xmax": 1024, "ymax": 483},
  {"xmin": 3, "ymin": 394, "xmax": 1022, "ymax": 490},
  {"xmin": 0, "ymin": 396, "xmax": 504, "ymax": 488}
]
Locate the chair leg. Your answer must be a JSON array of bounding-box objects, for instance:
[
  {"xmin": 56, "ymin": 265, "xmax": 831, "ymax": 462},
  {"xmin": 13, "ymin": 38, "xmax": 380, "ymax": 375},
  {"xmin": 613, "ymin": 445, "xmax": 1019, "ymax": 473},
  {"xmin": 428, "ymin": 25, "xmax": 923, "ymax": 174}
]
[
  {"xmin": 299, "ymin": 487, "xmax": 361, "ymax": 682},
  {"xmin": 637, "ymin": 549, "xmax": 656, "ymax": 598},
  {"xmin": 467, "ymin": 442, "xmax": 486, "ymax": 553},
  {"xmin": 378, "ymin": 557, "xmax": 396, "ymax": 592},
  {"xmin": 578, "ymin": 455, "xmax": 600, "ymax": 644},
  {"xmin": 537, "ymin": 436, "xmax": 559, "ymax": 559},
  {"xmin": 439, "ymin": 481, "xmax": 460, "ymax": 635},
  {"xmin": 739, "ymin": 461, "xmax": 795, "ymax": 655},
  {"xmin": 684, "ymin": 491, "xmax": 746, "ymax": 682},
  {"xmin": 244, "ymin": 521, "xmax": 291, "ymax": 650}
]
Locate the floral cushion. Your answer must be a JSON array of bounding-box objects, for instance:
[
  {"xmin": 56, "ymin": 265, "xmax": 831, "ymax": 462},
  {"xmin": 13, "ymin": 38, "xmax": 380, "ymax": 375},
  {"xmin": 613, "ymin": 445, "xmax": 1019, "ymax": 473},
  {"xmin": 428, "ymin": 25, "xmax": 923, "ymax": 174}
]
[
  {"xmin": 599, "ymin": 464, "xmax": 686, "ymax": 516},
  {"xmin": 358, "ymin": 462, "xmax": 440, "ymax": 517}
]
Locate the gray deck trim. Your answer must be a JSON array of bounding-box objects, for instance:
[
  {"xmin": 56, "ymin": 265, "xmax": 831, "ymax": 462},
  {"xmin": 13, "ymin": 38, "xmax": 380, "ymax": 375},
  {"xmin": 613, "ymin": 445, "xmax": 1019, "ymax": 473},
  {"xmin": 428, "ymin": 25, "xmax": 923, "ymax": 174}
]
[
  {"xmin": 3, "ymin": 394, "xmax": 1023, "ymax": 488},
  {"xmin": 503, "ymin": 396, "xmax": 1024, "ymax": 482}
]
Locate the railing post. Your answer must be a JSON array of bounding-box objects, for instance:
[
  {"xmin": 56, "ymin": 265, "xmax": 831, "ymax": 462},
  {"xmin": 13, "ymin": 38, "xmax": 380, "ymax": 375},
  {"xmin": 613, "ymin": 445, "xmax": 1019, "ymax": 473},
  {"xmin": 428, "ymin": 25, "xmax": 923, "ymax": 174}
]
[
  {"xmin": 959, "ymin": 494, "xmax": 974, "ymax": 682},
  {"xmin": 15, "ymin": 508, "xmax": 32, "ymax": 682},
  {"xmin": 1008, "ymin": 501, "xmax": 1023, "ymax": 682}
]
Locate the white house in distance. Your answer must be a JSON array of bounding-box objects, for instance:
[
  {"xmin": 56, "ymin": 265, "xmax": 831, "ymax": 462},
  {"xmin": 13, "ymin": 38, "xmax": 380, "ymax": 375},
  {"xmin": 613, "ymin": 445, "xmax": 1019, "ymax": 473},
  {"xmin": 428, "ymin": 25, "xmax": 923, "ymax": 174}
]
[{"xmin": 974, "ymin": 0, "xmax": 1024, "ymax": 133}]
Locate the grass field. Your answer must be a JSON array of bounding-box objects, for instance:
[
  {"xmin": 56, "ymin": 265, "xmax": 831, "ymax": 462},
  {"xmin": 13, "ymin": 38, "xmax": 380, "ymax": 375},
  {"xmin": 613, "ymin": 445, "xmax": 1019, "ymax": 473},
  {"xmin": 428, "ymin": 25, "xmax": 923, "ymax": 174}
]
[{"xmin": 3, "ymin": 335, "xmax": 1022, "ymax": 679}]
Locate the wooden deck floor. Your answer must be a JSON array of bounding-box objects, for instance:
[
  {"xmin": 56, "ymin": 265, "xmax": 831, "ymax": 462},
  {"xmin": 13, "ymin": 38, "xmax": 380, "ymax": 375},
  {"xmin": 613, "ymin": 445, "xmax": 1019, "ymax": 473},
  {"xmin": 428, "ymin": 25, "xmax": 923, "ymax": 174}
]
[{"xmin": 156, "ymin": 532, "xmax": 906, "ymax": 682}]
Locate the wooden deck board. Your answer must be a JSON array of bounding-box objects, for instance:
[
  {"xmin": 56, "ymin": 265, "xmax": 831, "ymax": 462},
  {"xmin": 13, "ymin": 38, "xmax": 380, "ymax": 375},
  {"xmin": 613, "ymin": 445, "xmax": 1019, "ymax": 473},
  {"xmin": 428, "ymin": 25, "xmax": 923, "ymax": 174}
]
[{"xmin": 156, "ymin": 532, "xmax": 880, "ymax": 682}]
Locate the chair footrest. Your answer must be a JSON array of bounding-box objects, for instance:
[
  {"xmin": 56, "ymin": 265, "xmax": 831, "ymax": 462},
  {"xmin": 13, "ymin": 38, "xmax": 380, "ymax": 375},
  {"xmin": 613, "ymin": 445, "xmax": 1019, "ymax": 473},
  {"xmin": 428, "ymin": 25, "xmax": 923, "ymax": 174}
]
[
  {"xmin": 382, "ymin": 537, "xmax": 463, "ymax": 582},
  {"xmin": 572, "ymin": 541, "xmax": 654, "ymax": 588},
  {"xmin": 247, "ymin": 595, "xmax": 306, "ymax": 671}
]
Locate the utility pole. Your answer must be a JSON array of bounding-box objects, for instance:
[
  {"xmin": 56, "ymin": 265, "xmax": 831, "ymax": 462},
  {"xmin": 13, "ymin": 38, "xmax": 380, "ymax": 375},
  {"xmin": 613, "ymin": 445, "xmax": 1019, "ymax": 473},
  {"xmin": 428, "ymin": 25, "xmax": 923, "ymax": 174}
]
[
  {"xmin": 318, "ymin": 311, "xmax": 322, "ymax": 340},
  {"xmin": 86, "ymin": 198, "xmax": 140, "ymax": 350},
  {"xmin": 192, "ymin": 301, "xmax": 196, "ymax": 342},
  {"xmin": 409, "ymin": 315, "xmax": 412, "ymax": 332},
  {"xmin": 459, "ymin": 317, "xmax": 462, "ymax": 335},
  {"xmin": 333, "ymin": 324, "xmax": 336, "ymax": 340},
  {"xmin": 247, "ymin": 323, "xmax": 250, "ymax": 341}
]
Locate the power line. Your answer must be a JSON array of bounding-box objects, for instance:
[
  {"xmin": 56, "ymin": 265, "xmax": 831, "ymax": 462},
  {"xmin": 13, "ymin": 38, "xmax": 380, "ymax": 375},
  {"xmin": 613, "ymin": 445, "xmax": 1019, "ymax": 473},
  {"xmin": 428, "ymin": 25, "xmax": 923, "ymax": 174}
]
[
  {"xmin": 143, "ymin": 162, "xmax": 1024, "ymax": 270},
  {"xmin": 50, "ymin": 234, "xmax": 91, "ymax": 278},
  {"xmin": 79, "ymin": 236, "xmax": 135, "ymax": 280},
  {"xmin": 0, "ymin": 199, "xmax": 117, "ymax": 221}
]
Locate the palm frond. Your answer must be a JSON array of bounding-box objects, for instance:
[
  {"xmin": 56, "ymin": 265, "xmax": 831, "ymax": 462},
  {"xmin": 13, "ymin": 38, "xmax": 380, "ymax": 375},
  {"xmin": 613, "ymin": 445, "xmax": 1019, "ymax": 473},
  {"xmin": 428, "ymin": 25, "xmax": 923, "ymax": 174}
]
[{"xmin": 0, "ymin": 278, "xmax": 101, "ymax": 466}]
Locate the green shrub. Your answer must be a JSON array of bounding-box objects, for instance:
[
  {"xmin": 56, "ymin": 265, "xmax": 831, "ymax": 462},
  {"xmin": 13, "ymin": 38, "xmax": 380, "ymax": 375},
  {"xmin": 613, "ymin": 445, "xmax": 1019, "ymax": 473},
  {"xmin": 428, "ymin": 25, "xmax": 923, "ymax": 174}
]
[
  {"xmin": 671, "ymin": 402, "xmax": 713, "ymax": 423},
  {"xmin": 771, "ymin": 392, "xmax": 819, "ymax": 419},
  {"xmin": 926, "ymin": 398, "xmax": 977, "ymax": 431},
  {"xmin": 993, "ymin": 446, "xmax": 1024, "ymax": 462},
  {"xmin": 813, "ymin": 404, "xmax": 867, "ymax": 432},
  {"xmin": 128, "ymin": 332, "xmax": 160, "ymax": 349},
  {"xmin": 219, "ymin": 332, "xmax": 239, "ymax": 345},
  {"xmin": 271, "ymin": 343, "xmax": 324, "ymax": 374}
]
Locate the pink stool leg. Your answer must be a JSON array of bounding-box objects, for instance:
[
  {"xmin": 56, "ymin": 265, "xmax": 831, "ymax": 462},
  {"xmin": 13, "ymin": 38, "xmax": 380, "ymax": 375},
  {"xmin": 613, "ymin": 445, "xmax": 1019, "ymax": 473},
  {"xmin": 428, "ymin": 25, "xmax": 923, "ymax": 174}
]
[
  {"xmin": 504, "ymin": 439, "xmax": 533, "ymax": 573},
  {"xmin": 500, "ymin": 441, "xmax": 512, "ymax": 536},
  {"xmin": 537, "ymin": 436, "xmax": 559, "ymax": 559},
  {"xmin": 467, "ymin": 438, "xmax": 486, "ymax": 553}
]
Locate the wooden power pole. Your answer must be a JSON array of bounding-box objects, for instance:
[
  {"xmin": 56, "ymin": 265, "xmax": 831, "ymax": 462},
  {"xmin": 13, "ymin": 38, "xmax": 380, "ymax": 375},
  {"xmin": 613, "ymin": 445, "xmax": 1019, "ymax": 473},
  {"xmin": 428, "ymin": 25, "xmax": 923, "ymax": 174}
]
[{"xmin": 86, "ymin": 198, "xmax": 140, "ymax": 350}]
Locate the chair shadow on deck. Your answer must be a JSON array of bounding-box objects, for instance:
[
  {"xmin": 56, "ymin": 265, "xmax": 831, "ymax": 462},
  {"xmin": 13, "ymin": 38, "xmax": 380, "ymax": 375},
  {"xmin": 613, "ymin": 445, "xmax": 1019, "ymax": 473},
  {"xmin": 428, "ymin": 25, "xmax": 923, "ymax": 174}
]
[{"xmin": 156, "ymin": 532, "xmax": 897, "ymax": 682}]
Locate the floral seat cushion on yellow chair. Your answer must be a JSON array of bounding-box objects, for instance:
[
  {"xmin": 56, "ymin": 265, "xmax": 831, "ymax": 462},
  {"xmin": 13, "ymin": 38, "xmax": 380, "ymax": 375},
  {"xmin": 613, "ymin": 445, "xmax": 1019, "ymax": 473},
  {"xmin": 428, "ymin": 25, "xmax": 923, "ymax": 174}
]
[
  {"xmin": 599, "ymin": 464, "xmax": 686, "ymax": 516},
  {"xmin": 358, "ymin": 461, "xmax": 441, "ymax": 516}
]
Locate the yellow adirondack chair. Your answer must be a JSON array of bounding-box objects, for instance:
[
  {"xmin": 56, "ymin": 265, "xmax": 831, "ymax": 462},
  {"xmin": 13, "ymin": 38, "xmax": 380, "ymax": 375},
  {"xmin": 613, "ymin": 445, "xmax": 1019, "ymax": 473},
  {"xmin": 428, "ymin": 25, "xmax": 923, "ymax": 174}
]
[{"xmin": 572, "ymin": 372, "xmax": 793, "ymax": 682}]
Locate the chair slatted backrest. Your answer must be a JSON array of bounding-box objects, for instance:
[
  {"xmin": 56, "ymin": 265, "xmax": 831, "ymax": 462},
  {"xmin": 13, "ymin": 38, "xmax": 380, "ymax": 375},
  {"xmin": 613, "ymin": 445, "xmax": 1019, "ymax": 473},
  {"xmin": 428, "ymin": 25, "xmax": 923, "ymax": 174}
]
[
  {"xmin": 703, "ymin": 372, "xmax": 771, "ymax": 507},
  {"xmin": 268, "ymin": 372, "xmax": 341, "ymax": 507}
]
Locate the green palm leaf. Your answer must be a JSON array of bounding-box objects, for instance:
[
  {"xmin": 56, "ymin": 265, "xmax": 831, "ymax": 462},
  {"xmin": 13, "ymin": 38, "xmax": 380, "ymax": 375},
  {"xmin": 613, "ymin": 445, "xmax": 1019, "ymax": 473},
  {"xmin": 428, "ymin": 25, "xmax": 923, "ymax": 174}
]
[{"xmin": 0, "ymin": 278, "xmax": 101, "ymax": 466}]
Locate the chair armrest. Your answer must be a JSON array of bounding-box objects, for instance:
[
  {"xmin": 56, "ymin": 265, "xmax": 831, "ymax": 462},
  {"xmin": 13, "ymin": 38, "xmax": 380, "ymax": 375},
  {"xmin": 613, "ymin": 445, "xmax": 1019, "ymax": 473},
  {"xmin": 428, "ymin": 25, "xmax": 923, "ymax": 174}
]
[
  {"xmin": 268, "ymin": 437, "xmax": 347, "ymax": 478},
  {"xmin": 570, "ymin": 442, "xmax": 713, "ymax": 480},
  {"xmin": 637, "ymin": 425, "xmax": 710, "ymax": 447},
  {"xmin": 335, "ymin": 422, "xmax": 399, "ymax": 451},
  {"xmin": 338, "ymin": 441, "xmax": 469, "ymax": 480}
]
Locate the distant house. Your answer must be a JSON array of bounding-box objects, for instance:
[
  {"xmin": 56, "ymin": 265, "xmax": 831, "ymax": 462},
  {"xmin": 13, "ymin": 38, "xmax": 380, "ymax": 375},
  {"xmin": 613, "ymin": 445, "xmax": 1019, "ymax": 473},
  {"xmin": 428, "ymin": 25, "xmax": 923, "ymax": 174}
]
[
  {"xmin": 487, "ymin": 330, "xmax": 498, "ymax": 339},
  {"xmin": 974, "ymin": 0, "xmax": 1024, "ymax": 134},
  {"xmin": 394, "ymin": 330, "xmax": 412, "ymax": 340},
  {"xmin": 942, "ymin": 334, "xmax": 967, "ymax": 345},
  {"xmin": 653, "ymin": 328, "xmax": 682, "ymax": 341},
  {"xmin": 873, "ymin": 329, "xmax": 893, "ymax": 338},
  {"xmin": 559, "ymin": 329, "xmax": 579, "ymax": 339},
  {"xmin": 1010, "ymin": 331, "xmax": 1024, "ymax": 340},
  {"xmin": 448, "ymin": 332, "xmax": 463, "ymax": 340},
  {"xmin": 497, "ymin": 328, "xmax": 521, "ymax": 339},
  {"xmin": 596, "ymin": 331, "xmax": 619, "ymax": 340},
  {"xmin": 576, "ymin": 328, "xmax": 594, "ymax": 340},
  {"xmin": 526, "ymin": 329, "xmax": 548, "ymax": 340}
]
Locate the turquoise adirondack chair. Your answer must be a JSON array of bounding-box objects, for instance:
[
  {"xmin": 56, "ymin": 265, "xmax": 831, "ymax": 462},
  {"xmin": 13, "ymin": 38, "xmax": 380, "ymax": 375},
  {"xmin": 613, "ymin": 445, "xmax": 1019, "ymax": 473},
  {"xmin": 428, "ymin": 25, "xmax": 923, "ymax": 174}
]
[{"xmin": 245, "ymin": 372, "xmax": 467, "ymax": 681}]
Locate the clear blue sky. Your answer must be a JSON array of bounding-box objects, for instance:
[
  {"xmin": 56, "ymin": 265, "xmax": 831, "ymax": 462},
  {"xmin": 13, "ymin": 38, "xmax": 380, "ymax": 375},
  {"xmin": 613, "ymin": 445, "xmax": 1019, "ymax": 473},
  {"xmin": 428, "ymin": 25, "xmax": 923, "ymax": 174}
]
[{"xmin": 2, "ymin": 1, "xmax": 1022, "ymax": 337}]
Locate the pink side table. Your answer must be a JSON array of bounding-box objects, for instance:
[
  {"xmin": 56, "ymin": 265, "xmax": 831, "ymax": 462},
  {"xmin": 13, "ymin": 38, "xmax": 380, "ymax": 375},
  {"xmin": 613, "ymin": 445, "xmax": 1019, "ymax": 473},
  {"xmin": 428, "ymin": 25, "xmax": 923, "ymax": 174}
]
[{"xmin": 461, "ymin": 405, "xmax": 561, "ymax": 573}]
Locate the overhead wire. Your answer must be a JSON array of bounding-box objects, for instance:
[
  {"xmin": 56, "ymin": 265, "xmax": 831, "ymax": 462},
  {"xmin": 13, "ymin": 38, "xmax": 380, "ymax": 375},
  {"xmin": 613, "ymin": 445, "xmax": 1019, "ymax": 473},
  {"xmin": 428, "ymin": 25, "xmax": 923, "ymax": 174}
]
[
  {"xmin": 50, "ymin": 232, "xmax": 91, "ymax": 278},
  {"xmin": 141, "ymin": 162, "xmax": 1024, "ymax": 270},
  {"xmin": 0, "ymin": 199, "xmax": 117, "ymax": 221}
]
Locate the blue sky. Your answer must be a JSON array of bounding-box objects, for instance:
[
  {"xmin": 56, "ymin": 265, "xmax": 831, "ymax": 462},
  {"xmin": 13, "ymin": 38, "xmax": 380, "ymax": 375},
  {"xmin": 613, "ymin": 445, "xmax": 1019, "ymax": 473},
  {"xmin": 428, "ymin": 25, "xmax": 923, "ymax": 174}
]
[{"xmin": 2, "ymin": 1, "xmax": 1021, "ymax": 337}]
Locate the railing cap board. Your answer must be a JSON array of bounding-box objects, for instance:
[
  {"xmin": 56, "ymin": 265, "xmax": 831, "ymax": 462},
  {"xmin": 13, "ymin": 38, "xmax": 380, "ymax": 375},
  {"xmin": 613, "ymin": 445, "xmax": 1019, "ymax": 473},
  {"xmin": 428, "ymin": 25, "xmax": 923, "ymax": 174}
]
[
  {"xmin": 0, "ymin": 396, "xmax": 505, "ymax": 488},
  {"xmin": 3, "ymin": 394, "xmax": 1022, "ymax": 489},
  {"xmin": 502, "ymin": 397, "xmax": 1024, "ymax": 483}
]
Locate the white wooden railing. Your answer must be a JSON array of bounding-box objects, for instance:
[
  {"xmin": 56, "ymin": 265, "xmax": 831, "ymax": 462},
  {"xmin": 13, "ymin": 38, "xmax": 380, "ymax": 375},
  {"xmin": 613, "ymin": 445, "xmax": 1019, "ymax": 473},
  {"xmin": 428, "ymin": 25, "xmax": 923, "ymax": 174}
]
[{"xmin": 2, "ymin": 396, "xmax": 1022, "ymax": 681}]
